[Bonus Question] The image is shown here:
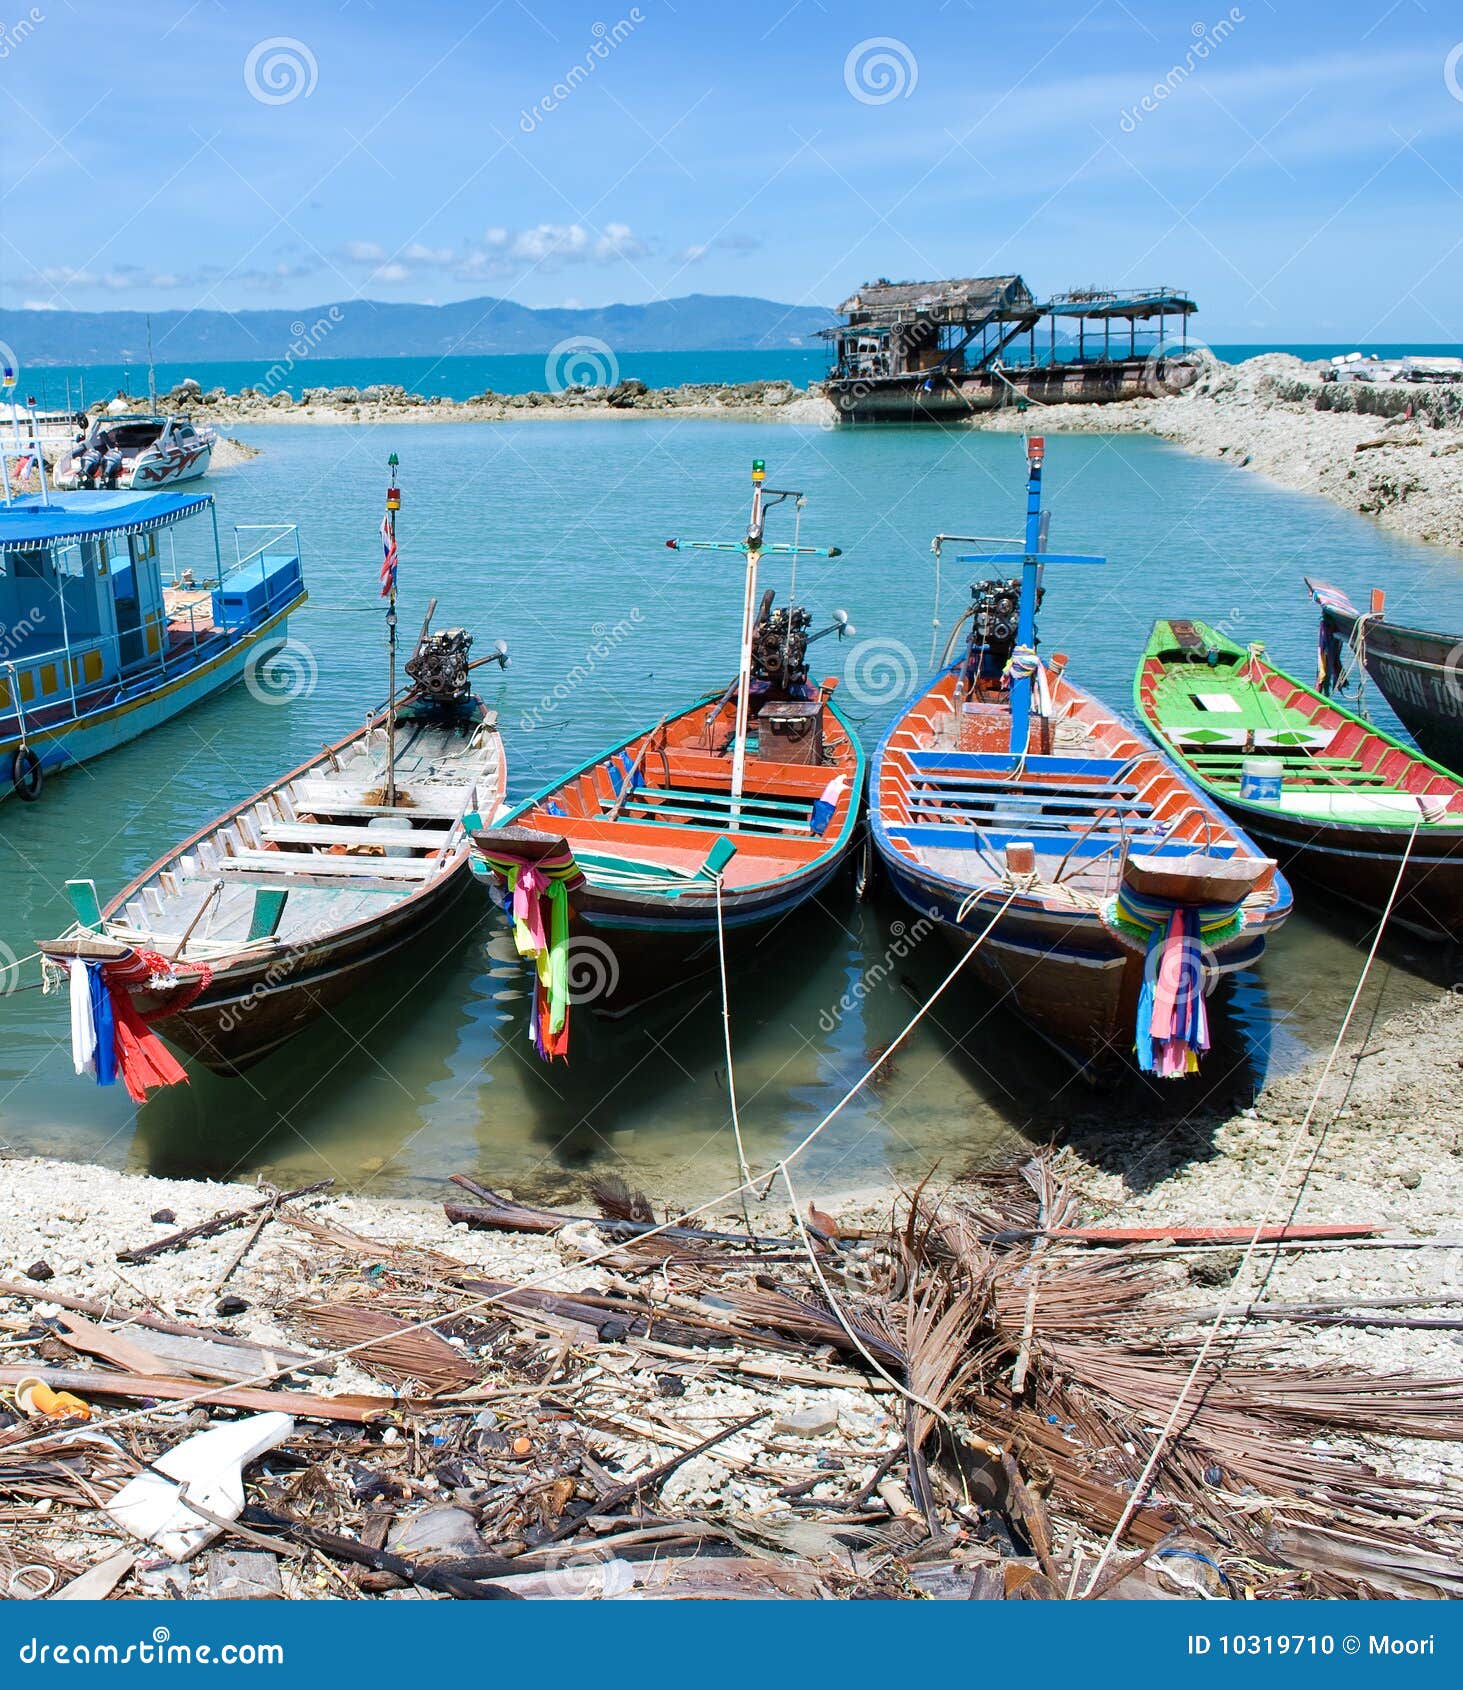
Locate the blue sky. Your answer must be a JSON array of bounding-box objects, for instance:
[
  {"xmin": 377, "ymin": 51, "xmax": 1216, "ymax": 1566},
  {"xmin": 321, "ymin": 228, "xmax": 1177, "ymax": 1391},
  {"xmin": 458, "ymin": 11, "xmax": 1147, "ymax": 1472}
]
[{"xmin": 3, "ymin": 0, "xmax": 1461, "ymax": 338}]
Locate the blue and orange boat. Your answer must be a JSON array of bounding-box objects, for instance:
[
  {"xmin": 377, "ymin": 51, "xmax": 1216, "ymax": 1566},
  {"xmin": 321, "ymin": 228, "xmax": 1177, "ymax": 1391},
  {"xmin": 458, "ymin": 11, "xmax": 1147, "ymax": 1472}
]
[
  {"xmin": 870, "ymin": 437, "xmax": 1292, "ymax": 1081},
  {"xmin": 470, "ymin": 460, "xmax": 864, "ymax": 1058}
]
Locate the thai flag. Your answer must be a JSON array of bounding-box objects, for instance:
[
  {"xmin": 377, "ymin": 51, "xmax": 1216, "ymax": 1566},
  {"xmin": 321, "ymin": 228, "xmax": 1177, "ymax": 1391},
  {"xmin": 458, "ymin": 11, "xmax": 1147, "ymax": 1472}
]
[
  {"xmin": 380, "ymin": 513, "xmax": 397, "ymax": 599},
  {"xmin": 810, "ymin": 774, "xmax": 846, "ymax": 837}
]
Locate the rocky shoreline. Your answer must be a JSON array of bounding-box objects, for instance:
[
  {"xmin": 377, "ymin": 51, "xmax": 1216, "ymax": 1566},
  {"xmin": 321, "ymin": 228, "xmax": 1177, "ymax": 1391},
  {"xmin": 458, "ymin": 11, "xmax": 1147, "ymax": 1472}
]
[
  {"xmin": 0, "ymin": 987, "xmax": 1457, "ymax": 1600},
  {"xmin": 117, "ymin": 352, "xmax": 1463, "ymax": 550}
]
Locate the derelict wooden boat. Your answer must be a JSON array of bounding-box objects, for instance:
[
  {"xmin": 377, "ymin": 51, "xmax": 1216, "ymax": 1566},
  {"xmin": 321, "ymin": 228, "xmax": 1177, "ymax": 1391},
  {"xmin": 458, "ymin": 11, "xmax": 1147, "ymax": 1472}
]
[
  {"xmin": 1308, "ymin": 578, "xmax": 1462, "ymax": 772},
  {"xmin": 470, "ymin": 460, "xmax": 864, "ymax": 1058},
  {"xmin": 871, "ymin": 438, "xmax": 1292, "ymax": 1082},
  {"xmin": 1136, "ymin": 618, "xmax": 1462, "ymax": 943},
  {"xmin": 39, "ymin": 684, "xmax": 505, "ymax": 1081}
]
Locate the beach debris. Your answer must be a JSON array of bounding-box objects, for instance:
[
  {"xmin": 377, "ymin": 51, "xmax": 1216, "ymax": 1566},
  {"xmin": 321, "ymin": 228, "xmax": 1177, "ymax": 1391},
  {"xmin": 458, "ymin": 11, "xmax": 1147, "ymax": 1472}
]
[
  {"xmin": 116, "ymin": 1180, "xmax": 333, "ymax": 1264},
  {"xmin": 107, "ymin": 1411, "xmax": 295, "ymax": 1561},
  {"xmin": 51, "ymin": 1550, "xmax": 137, "ymax": 1601},
  {"xmin": 386, "ymin": 1505, "xmax": 487, "ymax": 1562},
  {"xmin": 1, "ymin": 1150, "xmax": 1459, "ymax": 1602},
  {"xmin": 288, "ymin": 1302, "xmax": 478, "ymax": 1394},
  {"xmin": 24, "ymin": 1261, "xmax": 54, "ymax": 1282},
  {"xmin": 205, "ymin": 1549, "xmax": 283, "ymax": 1601},
  {"xmin": 16, "ymin": 1376, "xmax": 91, "ymax": 1420}
]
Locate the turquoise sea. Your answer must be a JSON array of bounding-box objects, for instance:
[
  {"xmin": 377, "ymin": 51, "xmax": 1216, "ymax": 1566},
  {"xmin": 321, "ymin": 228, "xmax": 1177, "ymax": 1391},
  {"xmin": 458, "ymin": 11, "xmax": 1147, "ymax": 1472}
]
[
  {"xmin": 13, "ymin": 345, "xmax": 1462, "ymax": 409},
  {"xmin": 1, "ymin": 421, "xmax": 1458, "ymax": 1206}
]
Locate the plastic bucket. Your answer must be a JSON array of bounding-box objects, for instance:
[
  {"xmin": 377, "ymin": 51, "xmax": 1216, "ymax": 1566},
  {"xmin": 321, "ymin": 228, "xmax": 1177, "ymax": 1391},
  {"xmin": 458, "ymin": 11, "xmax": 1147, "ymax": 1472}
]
[{"xmin": 1239, "ymin": 757, "xmax": 1283, "ymax": 803}]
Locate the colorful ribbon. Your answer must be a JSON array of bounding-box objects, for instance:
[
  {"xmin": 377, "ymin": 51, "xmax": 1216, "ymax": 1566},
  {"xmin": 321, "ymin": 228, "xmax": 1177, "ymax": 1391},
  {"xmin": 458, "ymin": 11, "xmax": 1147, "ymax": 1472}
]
[
  {"xmin": 77, "ymin": 950, "xmax": 211, "ymax": 1103},
  {"xmin": 1104, "ymin": 886, "xmax": 1245, "ymax": 1079}
]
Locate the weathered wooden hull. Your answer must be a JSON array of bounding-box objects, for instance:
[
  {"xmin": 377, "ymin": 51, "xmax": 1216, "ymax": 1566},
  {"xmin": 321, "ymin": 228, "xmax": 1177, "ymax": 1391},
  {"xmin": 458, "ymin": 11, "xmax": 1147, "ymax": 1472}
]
[
  {"xmin": 1138, "ymin": 621, "xmax": 1463, "ymax": 944},
  {"xmin": 471, "ymin": 685, "xmax": 867, "ymax": 1041},
  {"xmin": 554, "ymin": 845, "xmax": 856, "ymax": 1016},
  {"xmin": 871, "ymin": 659, "xmax": 1290, "ymax": 1081},
  {"xmin": 826, "ymin": 358, "xmax": 1193, "ymax": 423},
  {"xmin": 41, "ymin": 699, "xmax": 506, "ymax": 1079},
  {"xmin": 1322, "ymin": 605, "xmax": 1463, "ymax": 772},
  {"xmin": 126, "ymin": 868, "xmax": 476, "ymax": 1072},
  {"xmin": 880, "ymin": 838, "xmax": 1268, "ymax": 1080}
]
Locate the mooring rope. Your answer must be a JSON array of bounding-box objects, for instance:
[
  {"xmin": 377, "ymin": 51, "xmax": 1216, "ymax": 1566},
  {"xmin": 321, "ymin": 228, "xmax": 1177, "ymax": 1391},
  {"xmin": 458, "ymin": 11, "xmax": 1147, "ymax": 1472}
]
[
  {"xmin": 1078, "ymin": 814, "xmax": 1424, "ymax": 1597},
  {"xmin": 713, "ymin": 871, "xmax": 755, "ymax": 1215}
]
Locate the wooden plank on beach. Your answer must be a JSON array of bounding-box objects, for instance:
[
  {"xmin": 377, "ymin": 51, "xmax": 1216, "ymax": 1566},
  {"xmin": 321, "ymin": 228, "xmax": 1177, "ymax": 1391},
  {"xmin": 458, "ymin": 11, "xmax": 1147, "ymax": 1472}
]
[{"xmin": 0, "ymin": 1364, "xmax": 400, "ymax": 1424}]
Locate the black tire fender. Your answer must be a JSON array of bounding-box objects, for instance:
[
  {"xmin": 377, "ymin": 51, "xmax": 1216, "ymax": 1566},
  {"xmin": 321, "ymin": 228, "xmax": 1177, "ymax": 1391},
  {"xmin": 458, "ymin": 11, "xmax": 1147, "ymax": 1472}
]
[{"xmin": 12, "ymin": 747, "xmax": 43, "ymax": 801}]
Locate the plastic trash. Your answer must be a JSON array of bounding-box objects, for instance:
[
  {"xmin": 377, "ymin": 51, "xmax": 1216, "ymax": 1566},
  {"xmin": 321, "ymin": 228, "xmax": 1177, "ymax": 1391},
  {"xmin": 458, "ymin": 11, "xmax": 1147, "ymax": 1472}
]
[
  {"xmin": 106, "ymin": 1411, "xmax": 294, "ymax": 1562},
  {"xmin": 16, "ymin": 1376, "xmax": 92, "ymax": 1420}
]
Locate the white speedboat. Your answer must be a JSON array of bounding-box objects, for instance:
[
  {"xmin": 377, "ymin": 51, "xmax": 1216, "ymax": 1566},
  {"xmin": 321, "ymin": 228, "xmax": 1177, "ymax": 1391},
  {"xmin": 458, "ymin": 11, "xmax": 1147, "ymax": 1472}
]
[{"xmin": 55, "ymin": 414, "xmax": 216, "ymax": 490}]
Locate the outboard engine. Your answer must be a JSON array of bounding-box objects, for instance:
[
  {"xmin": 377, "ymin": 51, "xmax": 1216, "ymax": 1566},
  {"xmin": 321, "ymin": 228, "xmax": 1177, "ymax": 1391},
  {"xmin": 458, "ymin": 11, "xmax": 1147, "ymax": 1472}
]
[
  {"xmin": 749, "ymin": 589, "xmax": 814, "ymax": 694},
  {"xmin": 407, "ymin": 627, "xmax": 474, "ymax": 703},
  {"xmin": 964, "ymin": 576, "xmax": 1041, "ymax": 685}
]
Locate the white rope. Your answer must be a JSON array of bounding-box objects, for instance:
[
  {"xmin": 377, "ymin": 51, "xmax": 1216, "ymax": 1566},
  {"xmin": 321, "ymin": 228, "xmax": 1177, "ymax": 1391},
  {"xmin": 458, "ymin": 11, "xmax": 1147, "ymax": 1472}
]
[
  {"xmin": 713, "ymin": 872, "xmax": 754, "ymax": 1205},
  {"xmin": 0, "ymin": 890, "xmax": 1022, "ymax": 1456},
  {"xmin": 1078, "ymin": 815, "xmax": 1424, "ymax": 1596}
]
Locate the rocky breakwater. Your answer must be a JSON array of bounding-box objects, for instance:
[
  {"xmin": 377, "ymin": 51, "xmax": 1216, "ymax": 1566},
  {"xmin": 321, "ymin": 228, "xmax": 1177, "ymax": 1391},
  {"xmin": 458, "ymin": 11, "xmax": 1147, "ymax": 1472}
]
[
  {"xmin": 148, "ymin": 374, "xmax": 836, "ymax": 429},
  {"xmin": 983, "ymin": 353, "xmax": 1463, "ymax": 549}
]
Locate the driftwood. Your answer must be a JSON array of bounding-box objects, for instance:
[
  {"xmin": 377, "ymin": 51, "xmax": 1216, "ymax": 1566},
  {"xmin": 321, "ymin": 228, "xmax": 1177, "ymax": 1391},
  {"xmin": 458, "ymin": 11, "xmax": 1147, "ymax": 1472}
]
[
  {"xmin": 447, "ymin": 1175, "xmax": 785, "ymax": 1248},
  {"xmin": 0, "ymin": 1364, "xmax": 400, "ymax": 1424},
  {"xmin": 116, "ymin": 1181, "xmax": 333, "ymax": 1264},
  {"xmin": 240, "ymin": 1506, "xmax": 522, "ymax": 1601},
  {"xmin": 1051, "ymin": 1223, "xmax": 1379, "ymax": 1246},
  {"xmin": 538, "ymin": 1410, "xmax": 767, "ymax": 1545}
]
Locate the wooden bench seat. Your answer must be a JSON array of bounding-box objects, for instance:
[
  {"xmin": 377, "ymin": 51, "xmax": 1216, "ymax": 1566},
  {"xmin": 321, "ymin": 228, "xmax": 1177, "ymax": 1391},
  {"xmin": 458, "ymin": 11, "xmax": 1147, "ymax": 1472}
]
[
  {"xmin": 262, "ymin": 821, "xmax": 453, "ymax": 848},
  {"xmin": 212, "ymin": 850, "xmax": 438, "ymax": 882}
]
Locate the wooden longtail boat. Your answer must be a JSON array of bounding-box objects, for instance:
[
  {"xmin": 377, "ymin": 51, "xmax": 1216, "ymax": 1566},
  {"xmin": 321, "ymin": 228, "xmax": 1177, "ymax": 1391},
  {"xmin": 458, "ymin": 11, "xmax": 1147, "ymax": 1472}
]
[
  {"xmin": 871, "ymin": 439, "xmax": 1291, "ymax": 1081},
  {"xmin": 470, "ymin": 460, "xmax": 863, "ymax": 1058},
  {"xmin": 38, "ymin": 463, "xmax": 510, "ymax": 1089},
  {"xmin": 1136, "ymin": 619, "xmax": 1462, "ymax": 943},
  {"xmin": 38, "ymin": 679, "xmax": 505, "ymax": 1082},
  {"xmin": 1308, "ymin": 578, "xmax": 1463, "ymax": 772}
]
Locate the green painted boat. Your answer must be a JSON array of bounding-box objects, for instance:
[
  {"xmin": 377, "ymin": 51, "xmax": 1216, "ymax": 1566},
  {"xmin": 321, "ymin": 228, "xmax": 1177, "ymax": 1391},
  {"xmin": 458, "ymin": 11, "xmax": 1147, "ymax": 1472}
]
[{"xmin": 1136, "ymin": 619, "xmax": 1462, "ymax": 942}]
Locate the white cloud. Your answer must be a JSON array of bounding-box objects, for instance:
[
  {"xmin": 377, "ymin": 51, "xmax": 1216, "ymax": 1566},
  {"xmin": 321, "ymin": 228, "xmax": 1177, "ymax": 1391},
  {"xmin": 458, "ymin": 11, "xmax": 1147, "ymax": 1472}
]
[{"xmin": 338, "ymin": 221, "xmax": 651, "ymax": 284}]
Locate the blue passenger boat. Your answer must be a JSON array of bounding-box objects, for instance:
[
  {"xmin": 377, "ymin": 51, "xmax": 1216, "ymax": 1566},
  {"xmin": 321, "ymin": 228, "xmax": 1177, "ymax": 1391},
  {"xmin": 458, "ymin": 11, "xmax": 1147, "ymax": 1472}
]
[{"xmin": 0, "ymin": 487, "xmax": 306, "ymax": 802}]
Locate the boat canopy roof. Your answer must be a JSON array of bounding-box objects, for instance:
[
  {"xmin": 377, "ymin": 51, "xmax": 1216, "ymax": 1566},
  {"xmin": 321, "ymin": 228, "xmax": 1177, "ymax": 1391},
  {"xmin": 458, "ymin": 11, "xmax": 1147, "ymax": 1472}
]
[{"xmin": 0, "ymin": 489, "xmax": 211, "ymax": 550}]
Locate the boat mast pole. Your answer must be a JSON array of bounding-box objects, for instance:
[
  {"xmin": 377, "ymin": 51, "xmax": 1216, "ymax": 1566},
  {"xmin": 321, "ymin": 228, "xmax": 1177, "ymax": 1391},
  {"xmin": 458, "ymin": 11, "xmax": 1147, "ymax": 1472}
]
[
  {"xmin": 385, "ymin": 454, "xmax": 401, "ymax": 806},
  {"xmin": 1008, "ymin": 435, "xmax": 1046, "ymax": 757},
  {"xmin": 729, "ymin": 458, "xmax": 767, "ymax": 817}
]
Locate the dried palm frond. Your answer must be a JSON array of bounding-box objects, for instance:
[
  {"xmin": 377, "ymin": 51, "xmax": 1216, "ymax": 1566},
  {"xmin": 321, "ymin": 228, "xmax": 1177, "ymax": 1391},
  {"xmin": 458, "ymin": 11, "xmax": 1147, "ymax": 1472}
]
[{"xmin": 591, "ymin": 1175, "xmax": 654, "ymax": 1225}]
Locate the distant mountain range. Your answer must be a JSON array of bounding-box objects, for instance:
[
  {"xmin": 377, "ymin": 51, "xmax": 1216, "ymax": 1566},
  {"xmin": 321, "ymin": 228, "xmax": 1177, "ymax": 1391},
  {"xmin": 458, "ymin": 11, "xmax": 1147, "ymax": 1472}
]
[{"xmin": 0, "ymin": 294, "xmax": 837, "ymax": 366}]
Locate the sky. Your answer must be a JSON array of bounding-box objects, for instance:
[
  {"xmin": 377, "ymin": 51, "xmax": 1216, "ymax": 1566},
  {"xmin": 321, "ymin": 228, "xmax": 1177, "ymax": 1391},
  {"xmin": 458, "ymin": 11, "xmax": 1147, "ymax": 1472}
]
[{"xmin": 1, "ymin": 0, "xmax": 1461, "ymax": 340}]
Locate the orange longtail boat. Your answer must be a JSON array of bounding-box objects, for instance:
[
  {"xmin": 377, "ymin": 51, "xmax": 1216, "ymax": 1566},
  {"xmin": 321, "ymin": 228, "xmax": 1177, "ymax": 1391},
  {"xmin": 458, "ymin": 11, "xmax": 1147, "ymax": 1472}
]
[{"xmin": 470, "ymin": 461, "xmax": 864, "ymax": 1060}]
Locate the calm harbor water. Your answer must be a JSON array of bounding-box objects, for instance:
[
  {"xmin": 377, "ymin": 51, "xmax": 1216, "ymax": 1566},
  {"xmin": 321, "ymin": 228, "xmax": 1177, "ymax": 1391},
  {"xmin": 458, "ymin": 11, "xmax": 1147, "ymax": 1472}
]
[{"xmin": 1, "ymin": 421, "xmax": 1459, "ymax": 1206}]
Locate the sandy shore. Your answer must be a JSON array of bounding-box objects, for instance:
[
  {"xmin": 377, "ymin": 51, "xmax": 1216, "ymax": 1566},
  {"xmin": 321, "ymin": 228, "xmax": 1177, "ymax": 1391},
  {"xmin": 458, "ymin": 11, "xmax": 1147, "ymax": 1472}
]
[{"xmin": 0, "ymin": 985, "xmax": 1457, "ymax": 1598}]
